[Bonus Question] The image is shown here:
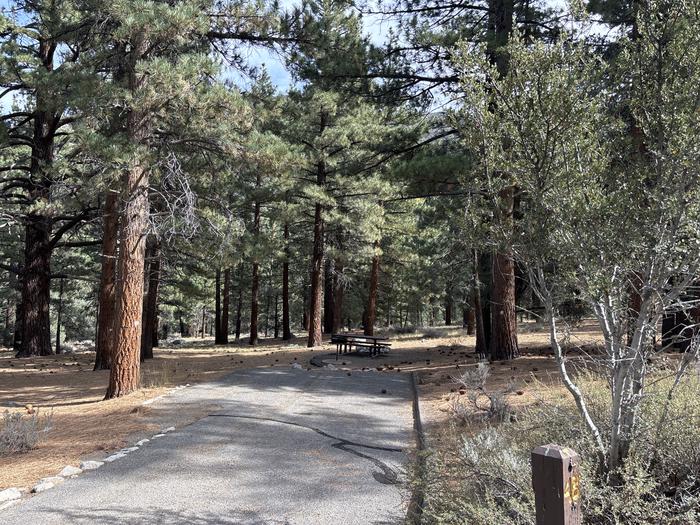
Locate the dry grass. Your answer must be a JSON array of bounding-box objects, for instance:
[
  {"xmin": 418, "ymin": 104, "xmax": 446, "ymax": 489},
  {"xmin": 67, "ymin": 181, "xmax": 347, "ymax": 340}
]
[{"xmin": 0, "ymin": 321, "xmax": 601, "ymax": 491}]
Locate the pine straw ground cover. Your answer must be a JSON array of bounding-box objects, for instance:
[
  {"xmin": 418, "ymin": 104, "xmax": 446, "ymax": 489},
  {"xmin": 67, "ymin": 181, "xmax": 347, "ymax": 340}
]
[{"xmin": 0, "ymin": 323, "xmax": 596, "ymax": 492}]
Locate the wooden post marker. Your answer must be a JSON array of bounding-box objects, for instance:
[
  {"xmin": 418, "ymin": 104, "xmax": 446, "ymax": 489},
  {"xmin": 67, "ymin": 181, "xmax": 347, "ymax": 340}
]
[{"xmin": 531, "ymin": 444, "xmax": 582, "ymax": 525}]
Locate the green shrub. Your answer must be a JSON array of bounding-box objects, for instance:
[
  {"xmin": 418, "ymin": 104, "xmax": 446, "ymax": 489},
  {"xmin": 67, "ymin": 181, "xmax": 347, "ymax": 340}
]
[{"xmin": 416, "ymin": 371, "xmax": 700, "ymax": 524}]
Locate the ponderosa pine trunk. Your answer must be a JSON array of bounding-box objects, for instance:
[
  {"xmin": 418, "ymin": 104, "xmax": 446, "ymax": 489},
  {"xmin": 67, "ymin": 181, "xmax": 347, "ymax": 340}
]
[
  {"xmin": 221, "ymin": 268, "xmax": 230, "ymax": 344},
  {"xmin": 95, "ymin": 192, "xmax": 118, "ymax": 370},
  {"xmin": 486, "ymin": 0, "xmax": 517, "ymax": 361},
  {"xmin": 105, "ymin": 35, "xmax": 149, "ymax": 399},
  {"xmin": 307, "ymin": 151, "xmax": 326, "ymax": 347},
  {"xmin": 489, "ymin": 188, "xmax": 518, "ymax": 360},
  {"xmin": 18, "ymin": 218, "xmax": 52, "ymax": 357},
  {"xmin": 16, "ymin": 38, "xmax": 60, "ymax": 359},
  {"xmin": 364, "ymin": 247, "xmax": 380, "ymax": 336},
  {"xmin": 282, "ymin": 224, "xmax": 292, "ymax": 340}
]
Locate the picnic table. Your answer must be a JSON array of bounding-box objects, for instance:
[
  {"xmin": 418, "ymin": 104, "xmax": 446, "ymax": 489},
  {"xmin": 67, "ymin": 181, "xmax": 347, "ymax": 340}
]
[{"xmin": 331, "ymin": 333, "xmax": 392, "ymax": 360}]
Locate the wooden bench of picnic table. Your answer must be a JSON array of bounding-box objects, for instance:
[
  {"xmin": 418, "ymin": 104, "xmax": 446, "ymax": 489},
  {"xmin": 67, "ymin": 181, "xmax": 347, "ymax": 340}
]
[{"xmin": 331, "ymin": 334, "xmax": 391, "ymax": 360}]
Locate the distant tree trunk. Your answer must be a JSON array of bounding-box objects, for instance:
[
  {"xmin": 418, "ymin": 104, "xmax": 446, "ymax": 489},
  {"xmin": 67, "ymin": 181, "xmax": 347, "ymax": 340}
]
[
  {"xmin": 220, "ymin": 268, "xmax": 230, "ymax": 344},
  {"xmin": 307, "ymin": 114, "xmax": 327, "ymax": 347},
  {"xmin": 274, "ymin": 294, "xmax": 279, "ymax": 338},
  {"xmin": 13, "ymin": 296, "xmax": 23, "ymax": 355},
  {"xmin": 332, "ymin": 262, "xmax": 344, "ymax": 333},
  {"xmin": 364, "ymin": 246, "xmax": 380, "ymax": 336},
  {"xmin": 250, "ymin": 185, "xmax": 261, "ymax": 345},
  {"xmin": 445, "ymin": 294, "xmax": 453, "ymax": 326},
  {"xmin": 308, "ymin": 199, "xmax": 324, "ymax": 347},
  {"xmin": 282, "ymin": 224, "xmax": 292, "ymax": 340},
  {"xmin": 250, "ymin": 261, "xmax": 259, "ymax": 345},
  {"xmin": 55, "ymin": 278, "xmax": 64, "ymax": 354},
  {"xmin": 178, "ymin": 312, "xmax": 185, "ymax": 337},
  {"xmin": 323, "ymin": 259, "xmax": 334, "ymax": 334},
  {"xmin": 214, "ymin": 268, "xmax": 222, "ymax": 344},
  {"xmin": 302, "ymin": 285, "xmax": 310, "ymax": 331},
  {"xmin": 2, "ymin": 296, "xmax": 12, "ymax": 347},
  {"xmin": 235, "ymin": 275, "xmax": 243, "ymax": 342},
  {"xmin": 473, "ymin": 250, "xmax": 488, "ymax": 358},
  {"xmin": 465, "ymin": 307, "xmax": 476, "ymax": 335},
  {"xmin": 264, "ymin": 270, "xmax": 272, "ymax": 338},
  {"xmin": 140, "ymin": 237, "xmax": 159, "ymax": 361},
  {"xmin": 201, "ymin": 306, "xmax": 206, "ymax": 338}
]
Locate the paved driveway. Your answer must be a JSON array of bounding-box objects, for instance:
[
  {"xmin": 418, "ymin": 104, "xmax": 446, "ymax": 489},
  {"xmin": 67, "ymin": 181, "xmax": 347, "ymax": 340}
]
[{"xmin": 2, "ymin": 368, "xmax": 414, "ymax": 524}]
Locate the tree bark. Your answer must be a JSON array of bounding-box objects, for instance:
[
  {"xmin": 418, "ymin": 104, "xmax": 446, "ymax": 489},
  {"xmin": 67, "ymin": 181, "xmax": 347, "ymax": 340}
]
[
  {"xmin": 235, "ymin": 267, "xmax": 243, "ymax": 342},
  {"xmin": 282, "ymin": 224, "xmax": 292, "ymax": 340},
  {"xmin": 490, "ymin": 215, "xmax": 518, "ymax": 359},
  {"xmin": 250, "ymin": 260, "xmax": 260, "ymax": 345},
  {"xmin": 55, "ymin": 278, "xmax": 64, "ymax": 354},
  {"xmin": 486, "ymin": 0, "xmax": 517, "ymax": 361},
  {"xmin": 16, "ymin": 37, "xmax": 59, "ymax": 358},
  {"xmin": 307, "ymin": 112, "xmax": 327, "ymax": 347},
  {"xmin": 105, "ymin": 35, "xmax": 149, "ymax": 399},
  {"xmin": 364, "ymin": 245, "xmax": 380, "ymax": 336},
  {"xmin": 17, "ymin": 219, "xmax": 52, "ymax": 357},
  {"xmin": 214, "ymin": 268, "xmax": 222, "ymax": 343},
  {"xmin": 220, "ymin": 268, "xmax": 230, "ymax": 344},
  {"xmin": 274, "ymin": 293, "xmax": 279, "ymax": 338},
  {"xmin": 445, "ymin": 294, "xmax": 453, "ymax": 326}
]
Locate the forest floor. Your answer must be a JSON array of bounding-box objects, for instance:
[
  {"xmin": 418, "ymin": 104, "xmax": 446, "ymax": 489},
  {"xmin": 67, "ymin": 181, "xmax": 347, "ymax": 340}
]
[{"xmin": 0, "ymin": 320, "xmax": 603, "ymax": 491}]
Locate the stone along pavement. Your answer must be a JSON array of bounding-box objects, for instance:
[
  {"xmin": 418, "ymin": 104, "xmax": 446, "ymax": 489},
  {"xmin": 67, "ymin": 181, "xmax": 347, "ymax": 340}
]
[{"xmin": 2, "ymin": 367, "xmax": 415, "ymax": 524}]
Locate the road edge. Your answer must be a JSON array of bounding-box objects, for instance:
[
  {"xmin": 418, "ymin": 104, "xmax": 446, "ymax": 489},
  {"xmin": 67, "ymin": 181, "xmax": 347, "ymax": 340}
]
[{"xmin": 407, "ymin": 371, "xmax": 427, "ymax": 524}]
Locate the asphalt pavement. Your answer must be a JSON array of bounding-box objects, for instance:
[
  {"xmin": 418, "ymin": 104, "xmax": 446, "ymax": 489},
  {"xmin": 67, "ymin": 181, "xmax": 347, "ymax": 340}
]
[{"xmin": 2, "ymin": 367, "xmax": 415, "ymax": 524}]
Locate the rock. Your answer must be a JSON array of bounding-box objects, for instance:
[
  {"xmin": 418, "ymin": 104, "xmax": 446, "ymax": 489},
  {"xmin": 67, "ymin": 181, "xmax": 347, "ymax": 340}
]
[
  {"xmin": 325, "ymin": 364, "xmax": 337, "ymax": 370},
  {"xmin": 79, "ymin": 460, "xmax": 104, "ymax": 470},
  {"xmin": 0, "ymin": 499, "xmax": 20, "ymax": 511},
  {"xmin": 31, "ymin": 481, "xmax": 54, "ymax": 493},
  {"xmin": 31, "ymin": 477, "xmax": 63, "ymax": 494},
  {"xmin": 290, "ymin": 362, "xmax": 303, "ymax": 369},
  {"xmin": 171, "ymin": 339, "xmax": 183, "ymax": 346},
  {"xmin": 120, "ymin": 447, "xmax": 139, "ymax": 453},
  {"xmin": 163, "ymin": 427, "xmax": 175, "ymax": 433},
  {"xmin": 59, "ymin": 465, "xmax": 82, "ymax": 477},
  {"xmin": 151, "ymin": 433, "xmax": 166, "ymax": 439},
  {"xmin": 103, "ymin": 453, "xmax": 126, "ymax": 463},
  {"xmin": 136, "ymin": 439, "xmax": 150, "ymax": 446},
  {"xmin": 0, "ymin": 488, "xmax": 21, "ymax": 503}
]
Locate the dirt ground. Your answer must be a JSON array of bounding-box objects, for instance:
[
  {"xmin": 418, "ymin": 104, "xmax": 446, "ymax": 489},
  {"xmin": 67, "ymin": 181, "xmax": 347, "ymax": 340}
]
[{"xmin": 0, "ymin": 321, "xmax": 603, "ymax": 491}]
